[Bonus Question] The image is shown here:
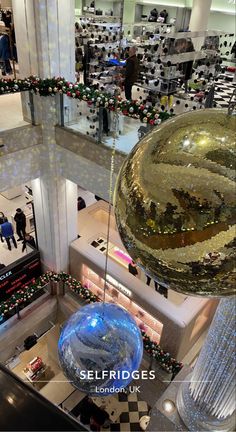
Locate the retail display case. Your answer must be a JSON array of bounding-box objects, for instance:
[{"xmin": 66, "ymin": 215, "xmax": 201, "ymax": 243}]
[
  {"xmin": 69, "ymin": 200, "xmax": 218, "ymax": 361},
  {"xmin": 82, "ymin": 264, "xmax": 163, "ymax": 344}
]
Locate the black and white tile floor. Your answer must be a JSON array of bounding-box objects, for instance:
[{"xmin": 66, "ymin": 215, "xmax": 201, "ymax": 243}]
[
  {"xmin": 69, "ymin": 391, "xmax": 150, "ymax": 432},
  {"xmin": 213, "ymin": 77, "xmax": 236, "ymax": 108},
  {"xmin": 103, "ymin": 392, "xmax": 150, "ymax": 432}
]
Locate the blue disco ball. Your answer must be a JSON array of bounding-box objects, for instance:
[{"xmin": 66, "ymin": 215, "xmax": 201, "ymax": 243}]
[{"xmin": 58, "ymin": 302, "xmax": 143, "ymax": 396}]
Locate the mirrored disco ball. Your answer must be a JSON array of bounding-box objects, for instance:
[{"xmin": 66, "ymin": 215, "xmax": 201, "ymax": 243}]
[
  {"xmin": 58, "ymin": 302, "xmax": 143, "ymax": 395},
  {"xmin": 114, "ymin": 109, "xmax": 236, "ymax": 297}
]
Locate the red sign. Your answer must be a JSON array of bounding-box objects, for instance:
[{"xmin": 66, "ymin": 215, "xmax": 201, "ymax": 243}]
[{"xmin": 0, "ymin": 252, "xmax": 41, "ymax": 302}]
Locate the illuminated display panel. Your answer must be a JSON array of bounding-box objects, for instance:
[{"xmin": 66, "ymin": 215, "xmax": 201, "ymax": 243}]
[{"xmin": 82, "ymin": 265, "xmax": 163, "ymax": 344}]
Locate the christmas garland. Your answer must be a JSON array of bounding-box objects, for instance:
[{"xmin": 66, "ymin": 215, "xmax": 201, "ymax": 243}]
[
  {"xmin": 0, "ymin": 76, "xmax": 173, "ymax": 125},
  {"xmin": 0, "ymin": 271, "xmax": 182, "ymax": 376}
]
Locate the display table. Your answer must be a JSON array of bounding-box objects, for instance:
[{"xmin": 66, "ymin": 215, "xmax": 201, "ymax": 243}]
[
  {"xmin": 23, "ymin": 356, "xmax": 46, "ymax": 386},
  {"xmin": 1, "ymin": 186, "xmax": 22, "ymax": 200},
  {"xmin": 91, "ymin": 395, "xmax": 123, "ymax": 423}
]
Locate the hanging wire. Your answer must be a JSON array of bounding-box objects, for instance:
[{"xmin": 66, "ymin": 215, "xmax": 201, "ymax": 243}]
[{"xmin": 103, "ymin": 0, "xmax": 125, "ymax": 305}]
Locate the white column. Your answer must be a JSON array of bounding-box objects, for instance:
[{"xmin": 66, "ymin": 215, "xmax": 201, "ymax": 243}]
[
  {"xmin": 31, "ymin": 176, "xmax": 77, "ymax": 272},
  {"xmin": 31, "ymin": 97, "xmax": 77, "ymax": 272},
  {"xmin": 177, "ymin": 298, "xmax": 236, "ymax": 431},
  {"xmin": 189, "ymin": 0, "xmax": 212, "ymax": 50},
  {"xmin": 189, "ymin": 0, "xmax": 212, "ymax": 32},
  {"xmin": 12, "ymin": 0, "xmax": 75, "ymax": 81},
  {"xmin": 123, "ymin": 0, "xmax": 135, "ymax": 36}
]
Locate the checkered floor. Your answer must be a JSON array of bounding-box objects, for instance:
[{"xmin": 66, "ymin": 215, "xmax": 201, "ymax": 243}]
[
  {"xmin": 101, "ymin": 392, "xmax": 150, "ymax": 432},
  {"xmin": 68, "ymin": 391, "xmax": 150, "ymax": 432},
  {"xmin": 213, "ymin": 78, "xmax": 236, "ymax": 108}
]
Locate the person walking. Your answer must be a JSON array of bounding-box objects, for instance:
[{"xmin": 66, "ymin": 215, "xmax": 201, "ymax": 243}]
[
  {"xmin": 0, "ymin": 218, "xmax": 17, "ymax": 250},
  {"xmin": 0, "ymin": 212, "xmax": 5, "ymax": 243},
  {"xmin": 124, "ymin": 46, "xmax": 139, "ymax": 100},
  {"xmin": 128, "ymin": 260, "xmax": 139, "ymax": 277},
  {"xmin": 14, "ymin": 208, "xmax": 26, "ymax": 241},
  {"xmin": 77, "ymin": 196, "xmax": 86, "ymax": 211},
  {"xmin": 159, "ymin": 9, "xmax": 168, "ymax": 23},
  {"xmin": 22, "ymin": 233, "xmax": 36, "ymax": 252},
  {"xmin": 148, "ymin": 8, "xmax": 158, "ymax": 22},
  {"xmin": 146, "ymin": 274, "xmax": 159, "ymax": 292}
]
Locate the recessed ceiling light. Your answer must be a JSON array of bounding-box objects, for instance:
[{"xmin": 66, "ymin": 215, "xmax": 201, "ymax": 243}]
[{"xmin": 162, "ymin": 399, "xmax": 176, "ymax": 414}]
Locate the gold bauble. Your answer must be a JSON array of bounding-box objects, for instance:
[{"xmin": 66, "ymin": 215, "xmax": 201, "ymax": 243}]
[{"xmin": 114, "ymin": 109, "xmax": 236, "ymax": 297}]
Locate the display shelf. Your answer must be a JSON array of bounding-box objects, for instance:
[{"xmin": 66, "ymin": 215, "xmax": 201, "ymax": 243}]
[
  {"xmin": 90, "ymin": 236, "xmax": 133, "ymax": 269},
  {"xmin": 80, "ymin": 13, "xmax": 120, "ymax": 22},
  {"xmin": 132, "ymin": 22, "xmax": 173, "ymax": 28},
  {"xmin": 141, "ymin": 71, "xmax": 184, "ymax": 81},
  {"xmin": 23, "ymin": 356, "xmax": 46, "ymax": 384},
  {"xmin": 88, "ymin": 41, "xmax": 120, "ymax": 48},
  {"xmin": 82, "ymin": 265, "xmax": 163, "ymax": 344},
  {"xmin": 163, "ymin": 29, "xmax": 227, "ymax": 40}
]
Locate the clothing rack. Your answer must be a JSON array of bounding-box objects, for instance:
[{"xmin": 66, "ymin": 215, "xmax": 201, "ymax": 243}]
[{"xmin": 0, "ymin": 23, "xmax": 16, "ymax": 78}]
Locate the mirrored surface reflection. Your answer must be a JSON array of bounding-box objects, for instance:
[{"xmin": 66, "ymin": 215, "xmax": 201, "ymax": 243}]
[{"xmin": 114, "ymin": 109, "xmax": 236, "ymax": 297}]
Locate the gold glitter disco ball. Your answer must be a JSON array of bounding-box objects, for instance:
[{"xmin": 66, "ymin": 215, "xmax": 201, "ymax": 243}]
[{"xmin": 114, "ymin": 109, "xmax": 236, "ymax": 297}]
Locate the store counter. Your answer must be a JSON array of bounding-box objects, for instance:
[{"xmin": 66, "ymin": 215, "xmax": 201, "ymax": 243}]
[
  {"xmin": 70, "ymin": 201, "xmax": 218, "ymax": 361},
  {"xmin": 1, "ymin": 186, "xmax": 22, "ymax": 200}
]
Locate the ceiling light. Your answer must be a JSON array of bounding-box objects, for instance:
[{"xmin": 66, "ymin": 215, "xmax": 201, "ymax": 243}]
[{"xmin": 162, "ymin": 399, "xmax": 176, "ymax": 414}]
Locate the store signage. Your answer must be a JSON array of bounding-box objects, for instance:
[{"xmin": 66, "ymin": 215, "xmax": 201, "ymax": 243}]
[
  {"xmin": 0, "ymin": 252, "xmax": 41, "ymax": 302},
  {"xmin": 0, "ymin": 271, "xmax": 12, "ymax": 281},
  {"xmin": 107, "ymin": 274, "xmax": 132, "ymax": 298}
]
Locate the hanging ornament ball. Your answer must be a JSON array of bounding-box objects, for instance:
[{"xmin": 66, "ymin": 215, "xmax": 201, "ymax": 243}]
[
  {"xmin": 114, "ymin": 110, "xmax": 236, "ymax": 297},
  {"xmin": 58, "ymin": 302, "xmax": 143, "ymax": 395}
]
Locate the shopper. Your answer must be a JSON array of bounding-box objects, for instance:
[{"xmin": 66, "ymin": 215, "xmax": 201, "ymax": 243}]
[
  {"xmin": 183, "ymin": 39, "xmax": 195, "ymax": 93},
  {"xmin": 77, "ymin": 196, "xmax": 86, "ymax": 211},
  {"xmin": 124, "ymin": 46, "xmax": 139, "ymax": 100},
  {"xmin": 159, "ymin": 9, "xmax": 168, "ymax": 23},
  {"xmin": 75, "ymin": 42, "xmax": 83, "ymax": 77},
  {"xmin": 90, "ymin": 416, "xmax": 100, "ymax": 432},
  {"xmin": 0, "ymin": 34, "xmax": 12, "ymax": 75},
  {"xmin": 0, "ymin": 218, "xmax": 17, "ymax": 250},
  {"xmin": 148, "ymin": 8, "xmax": 158, "ymax": 22},
  {"xmin": 83, "ymin": 42, "xmax": 92, "ymax": 86},
  {"xmin": 0, "ymin": 212, "xmax": 5, "ymax": 243},
  {"xmin": 175, "ymin": 38, "xmax": 194, "ymax": 93},
  {"xmin": 14, "ymin": 208, "xmax": 26, "ymax": 241},
  {"xmin": 159, "ymin": 286, "xmax": 168, "ymax": 299},
  {"xmin": 22, "ymin": 233, "xmax": 36, "ymax": 252},
  {"xmin": 146, "ymin": 274, "xmax": 159, "ymax": 292},
  {"xmin": 128, "ymin": 260, "xmax": 139, "ymax": 277}
]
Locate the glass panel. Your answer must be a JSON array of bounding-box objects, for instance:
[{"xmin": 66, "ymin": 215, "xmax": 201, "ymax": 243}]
[{"xmin": 0, "ymin": 91, "xmax": 32, "ymax": 132}]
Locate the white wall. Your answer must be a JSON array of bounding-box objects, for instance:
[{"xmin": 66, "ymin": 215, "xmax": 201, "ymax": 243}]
[
  {"xmin": 208, "ymin": 11, "xmax": 236, "ymax": 33},
  {"xmin": 0, "ymin": 147, "xmax": 41, "ymax": 192},
  {"xmin": 57, "ymin": 145, "xmax": 113, "ymax": 201},
  {"xmin": 96, "ymin": 0, "xmax": 113, "ymax": 13},
  {"xmin": 32, "ymin": 176, "xmax": 78, "ymax": 272}
]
